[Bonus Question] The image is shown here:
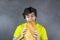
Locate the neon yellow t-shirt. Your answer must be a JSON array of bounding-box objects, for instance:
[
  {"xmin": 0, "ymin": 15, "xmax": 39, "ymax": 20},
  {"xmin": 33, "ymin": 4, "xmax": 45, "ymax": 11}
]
[{"xmin": 13, "ymin": 23, "xmax": 48, "ymax": 40}]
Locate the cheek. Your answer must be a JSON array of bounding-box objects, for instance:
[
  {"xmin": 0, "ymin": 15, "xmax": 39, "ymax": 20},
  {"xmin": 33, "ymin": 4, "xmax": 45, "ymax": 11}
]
[
  {"xmin": 27, "ymin": 18, "xmax": 29, "ymax": 20},
  {"xmin": 26, "ymin": 18, "xmax": 29, "ymax": 21},
  {"xmin": 32, "ymin": 17, "xmax": 36, "ymax": 20}
]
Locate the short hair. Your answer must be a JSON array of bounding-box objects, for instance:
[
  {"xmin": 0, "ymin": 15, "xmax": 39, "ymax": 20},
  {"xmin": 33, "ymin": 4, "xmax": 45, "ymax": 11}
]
[{"xmin": 22, "ymin": 7, "xmax": 37, "ymax": 19}]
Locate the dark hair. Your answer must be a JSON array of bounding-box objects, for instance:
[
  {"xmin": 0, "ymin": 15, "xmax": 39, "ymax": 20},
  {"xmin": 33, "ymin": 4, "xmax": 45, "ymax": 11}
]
[{"xmin": 22, "ymin": 7, "xmax": 37, "ymax": 19}]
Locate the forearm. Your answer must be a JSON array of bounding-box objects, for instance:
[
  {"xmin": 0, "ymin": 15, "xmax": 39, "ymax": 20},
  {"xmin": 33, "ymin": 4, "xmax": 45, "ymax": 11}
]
[
  {"xmin": 13, "ymin": 36, "xmax": 23, "ymax": 40},
  {"xmin": 13, "ymin": 37, "xmax": 18, "ymax": 40}
]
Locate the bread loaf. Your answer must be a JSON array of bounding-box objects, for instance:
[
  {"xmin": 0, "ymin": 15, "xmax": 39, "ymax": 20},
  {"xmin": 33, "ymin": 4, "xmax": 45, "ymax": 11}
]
[{"xmin": 24, "ymin": 21, "xmax": 36, "ymax": 40}]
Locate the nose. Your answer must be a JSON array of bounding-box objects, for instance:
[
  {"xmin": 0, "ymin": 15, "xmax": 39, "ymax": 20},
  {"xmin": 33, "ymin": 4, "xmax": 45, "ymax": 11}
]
[
  {"xmin": 30, "ymin": 18, "xmax": 33, "ymax": 21},
  {"xmin": 30, "ymin": 16, "xmax": 32, "ymax": 19}
]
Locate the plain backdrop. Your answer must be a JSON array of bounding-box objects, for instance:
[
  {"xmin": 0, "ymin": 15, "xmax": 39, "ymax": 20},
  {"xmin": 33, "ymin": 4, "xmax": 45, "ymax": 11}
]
[{"xmin": 0, "ymin": 0, "xmax": 60, "ymax": 40}]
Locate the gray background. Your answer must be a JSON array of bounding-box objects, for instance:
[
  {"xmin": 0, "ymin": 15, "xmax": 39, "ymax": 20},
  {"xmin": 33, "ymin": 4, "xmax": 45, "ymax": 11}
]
[{"xmin": 0, "ymin": 0, "xmax": 60, "ymax": 40}]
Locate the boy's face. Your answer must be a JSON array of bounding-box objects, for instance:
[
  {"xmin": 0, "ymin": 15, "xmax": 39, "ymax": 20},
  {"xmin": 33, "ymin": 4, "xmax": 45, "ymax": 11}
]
[{"xmin": 25, "ymin": 12, "xmax": 36, "ymax": 22}]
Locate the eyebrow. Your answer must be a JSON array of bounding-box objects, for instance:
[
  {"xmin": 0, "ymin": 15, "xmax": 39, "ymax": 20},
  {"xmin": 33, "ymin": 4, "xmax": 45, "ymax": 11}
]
[
  {"xmin": 31, "ymin": 13, "xmax": 34, "ymax": 15},
  {"xmin": 26, "ymin": 13, "xmax": 35, "ymax": 16}
]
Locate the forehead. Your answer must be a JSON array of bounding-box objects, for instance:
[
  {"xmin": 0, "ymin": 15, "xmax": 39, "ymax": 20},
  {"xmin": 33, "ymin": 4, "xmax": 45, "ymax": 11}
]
[{"xmin": 26, "ymin": 12, "xmax": 35, "ymax": 16}]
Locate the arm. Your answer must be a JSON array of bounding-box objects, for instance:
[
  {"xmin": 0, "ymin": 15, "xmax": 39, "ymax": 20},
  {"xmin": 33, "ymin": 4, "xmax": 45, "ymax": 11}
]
[
  {"xmin": 13, "ymin": 24, "xmax": 27, "ymax": 40},
  {"xmin": 13, "ymin": 37, "xmax": 19, "ymax": 40},
  {"xmin": 13, "ymin": 25, "xmax": 23, "ymax": 40},
  {"xmin": 41, "ymin": 27, "xmax": 48, "ymax": 40}
]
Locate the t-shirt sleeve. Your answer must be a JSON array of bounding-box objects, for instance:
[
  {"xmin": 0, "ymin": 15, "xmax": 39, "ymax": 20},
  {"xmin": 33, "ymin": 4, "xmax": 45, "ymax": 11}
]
[
  {"xmin": 13, "ymin": 24, "xmax": 23, "ymax": 38},
  {"xmin": 41, "ymin": 26, "xmax": 48, "ymax": 40}
]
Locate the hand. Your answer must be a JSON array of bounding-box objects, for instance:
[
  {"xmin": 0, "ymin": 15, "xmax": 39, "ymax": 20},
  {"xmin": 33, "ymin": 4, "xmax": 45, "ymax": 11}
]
[
  {"xmin": 22, "ymin": 28, "xmax": 27, "ymax": 36},
  {"xmin": 18, "ymin": 28, "xmax": 27, "ymax": 40},
  {"xmin": 33, "ymin": 30, "xmax": 40, "ymax": 40}
]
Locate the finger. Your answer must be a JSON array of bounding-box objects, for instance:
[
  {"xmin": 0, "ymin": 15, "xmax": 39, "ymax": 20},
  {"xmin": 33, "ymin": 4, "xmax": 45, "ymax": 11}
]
[
  {"xmin": 33, "ymin": 33, "xmax": 38, "ymax": 37},
  {"xmin": 22, "ymin": 28, "xmax": 27, "ymax": 36},
  {"xmin": 34, "ymin": 32, "xmax": 38, "ymax": 37},
  {"xmin": 33, "ymin": 34, "xmax": 40, "ymax": 40},
  {"xmin": 34, "ymin": 32, "xmax": 38, "ymax": 35},
  {"xmin": 34, "ymin": 31, "xmax": 38, "ymax": 34},
  {"xmin": 23, "ymin": 28, "xmax": 27, "ymax": 31},
  {"xmin": 34, "ymin": 30, "xmax": 37, "ymax": 33},
  {"xmin": 23, "ymin": 28, "xmax": 27, "ymax": 33}
]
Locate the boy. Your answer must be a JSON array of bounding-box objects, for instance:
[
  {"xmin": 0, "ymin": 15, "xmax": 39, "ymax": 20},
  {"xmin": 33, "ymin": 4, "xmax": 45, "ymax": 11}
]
[{"xmin": 13, "ymin": 7, "xmax": 48, "ymax": 40}]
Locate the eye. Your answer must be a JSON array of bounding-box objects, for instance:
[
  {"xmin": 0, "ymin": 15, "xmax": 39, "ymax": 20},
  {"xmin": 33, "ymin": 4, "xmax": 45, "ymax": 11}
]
[
  {"xmin": 31, "ymin": 15, "xmax": 33, "ymax": 17},
  {"xmin": 31, "ymin": 15, "xmax": 35, "ymax": 17},
  {"xmin": 27, "ymin": 16, "xmax": 29, "ymax": 18}
]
